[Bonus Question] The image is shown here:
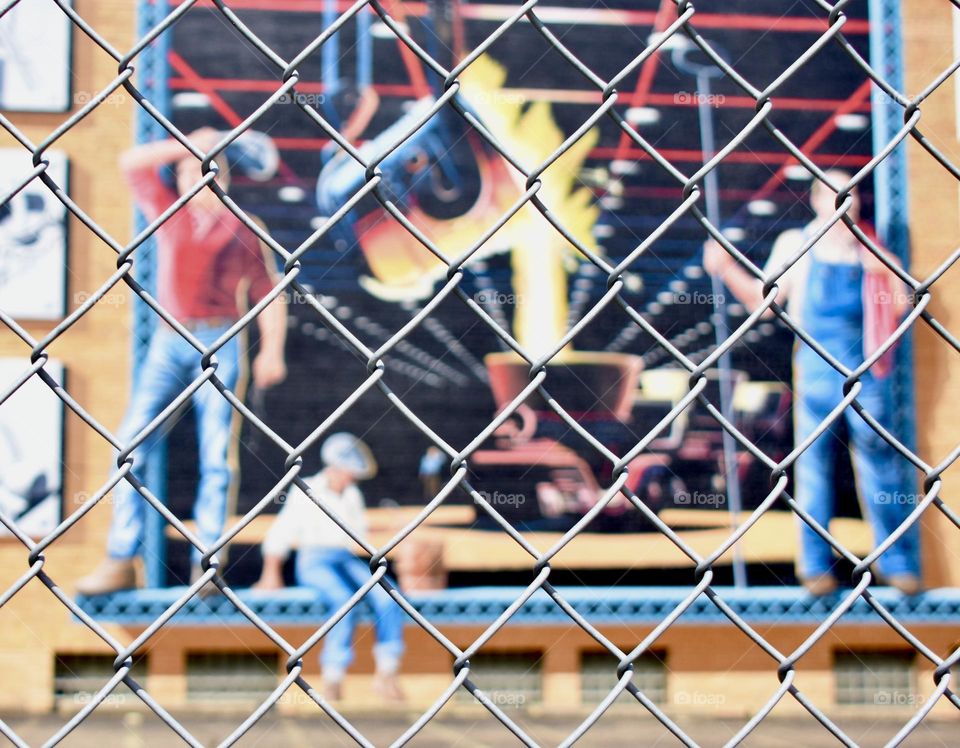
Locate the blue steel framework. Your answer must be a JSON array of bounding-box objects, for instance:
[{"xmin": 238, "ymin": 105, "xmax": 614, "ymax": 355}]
[
  {"xmin": 868, "ymin": 0, "xmax": 915, "ymax": 457},
  {"xmin": 128, "ymin": 0, "xmax": 916, "ymax": 592},
  {"xmin": 132, "ymin": 0, "xmax": 171, "ymax": 588}
]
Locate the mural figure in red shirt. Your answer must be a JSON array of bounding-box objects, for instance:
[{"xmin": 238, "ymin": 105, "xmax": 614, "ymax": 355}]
[{"xmin": 77, "ymin": 128, "xmax": 288, "ymax": 595}]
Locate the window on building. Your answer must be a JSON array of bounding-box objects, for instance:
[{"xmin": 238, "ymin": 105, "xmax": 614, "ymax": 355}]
[
  {"xmin": 186, "ymin": 652, "xmax": 279, "ymax": 702},
  {"xmin": 580, "ymin": 651, "xmax": 667, "ymax": 706},
  {"xmin": 834, "ymin": 651, "xmax": 916, "ymax": 707},
  {"xmin": 455, "ymin": 651, "xmax": 543, "ymax": 708}
]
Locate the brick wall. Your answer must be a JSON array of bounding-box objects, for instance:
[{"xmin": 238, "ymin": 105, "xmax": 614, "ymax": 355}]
[{"xmin": 0, "ymin": 0, "xmax": 136, "ymax": 712}]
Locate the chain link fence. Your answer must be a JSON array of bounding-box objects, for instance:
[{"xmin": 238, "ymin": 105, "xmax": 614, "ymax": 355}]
[{"xmin": 1, "ymin": 0, "xmax": 959, "ymax": 745}]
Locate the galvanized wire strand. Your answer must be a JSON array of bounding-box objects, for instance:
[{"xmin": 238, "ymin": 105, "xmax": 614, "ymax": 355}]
[{"xmin": 0, "ymin": 0, "xmax": 958, "ymax": 745}]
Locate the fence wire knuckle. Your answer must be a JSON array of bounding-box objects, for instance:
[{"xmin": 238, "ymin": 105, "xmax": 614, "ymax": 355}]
[{"xmin": 0, "ymin": 0, "xmax": 958, "ymax": 745}]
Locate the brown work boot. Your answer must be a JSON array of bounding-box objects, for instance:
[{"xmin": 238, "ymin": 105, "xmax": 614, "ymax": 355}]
[
  {"xmin": 75, "ymin": 558, "xmax": 137, "ymax": 596},
  {"xmin": 799, "ymin": 573, "xmax": 837, "ymax": 596},
  {"xmin": 373, "ymin": 673, "xmax": 406, "ymax": 704},
  {"xmin": 190, "ymin": 564, "xmax": 222, "ymax": 598},
  {"xmin": 886, "ymin": 574, "xmax": 922, "ymax": 596},
  {"xmin": 322, "ymin": 681, "xmax": 343, "ymax": 703}
]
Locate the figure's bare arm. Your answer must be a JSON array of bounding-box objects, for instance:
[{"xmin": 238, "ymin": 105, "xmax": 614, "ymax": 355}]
[
  {"xmin": 119, "ymin": 127, "xmax": 220, "ymax": 174},
  {"xmin": 703, "ymin": 239, "xmax": 767, "ymax": 313},
  {"xmin": 703, "ymin": 229, "xmax": 802, "ymax": 318},
  {"xmin": 253, "ymin": 297, "xmax": 288, "ymax": 389}
]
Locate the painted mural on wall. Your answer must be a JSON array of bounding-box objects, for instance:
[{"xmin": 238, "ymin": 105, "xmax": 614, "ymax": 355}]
[{"xmin": 136, "ymin": 0, "xmax": 913, "ymax": 586}]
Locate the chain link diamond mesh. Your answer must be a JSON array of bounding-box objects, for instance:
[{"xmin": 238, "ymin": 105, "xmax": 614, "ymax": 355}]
[{"xmin": 1, "ymin": 0, "xmax": 958, "ymax": 745}]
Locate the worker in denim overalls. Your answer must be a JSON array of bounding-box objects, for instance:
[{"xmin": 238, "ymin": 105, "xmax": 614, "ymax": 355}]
[{"xmin": 704, "ymin": 170, "xmax": 921, "ymax": 595}]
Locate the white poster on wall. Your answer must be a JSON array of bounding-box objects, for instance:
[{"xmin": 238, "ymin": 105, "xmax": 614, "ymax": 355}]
[
  {"xmin": 0, "ymin": 358, "xmax": 64, "ymax": 539},
  {"xmin": 0, "ymin": 0, "xmax": 72, "ymax": 112},
  {"xmin": 0, "ymin": 149, "xmax": 68, "ymax": 320}
]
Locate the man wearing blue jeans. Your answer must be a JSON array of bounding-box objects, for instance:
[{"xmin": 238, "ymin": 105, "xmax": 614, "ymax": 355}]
[
  {"xmin": 704, "ymin": 170, "xmax": 921, "ymax": 595},
  {"xmin": 254, "ymin": 433, "xmax": 406, "ymax": 703},
  {"xmin": 76, "ymin": 129, "xmax": 288, "ymax": 595}
]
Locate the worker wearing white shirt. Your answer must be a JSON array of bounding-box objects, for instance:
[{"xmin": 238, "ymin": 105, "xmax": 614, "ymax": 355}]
[
  {"xmin": 261, "ymin": 469, "xmax": 369, "ymax": 557},
  {"xmin": 255, "ymin": 433, "xmax": 405, "ymax": 702}
]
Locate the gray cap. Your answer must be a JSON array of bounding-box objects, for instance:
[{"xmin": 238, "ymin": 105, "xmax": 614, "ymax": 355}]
[{"xmin": 321, "ymin": 432, "xmax": 377, "ymax": 479}]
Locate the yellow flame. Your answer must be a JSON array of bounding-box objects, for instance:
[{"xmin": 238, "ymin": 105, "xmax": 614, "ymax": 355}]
[
  {"xmin": 459, "ymin": 56, "xmax": 600, "ymax": 359},
  {"xmin": 356, "ymin": 55, "xmax": 600, "ymax": 359}
]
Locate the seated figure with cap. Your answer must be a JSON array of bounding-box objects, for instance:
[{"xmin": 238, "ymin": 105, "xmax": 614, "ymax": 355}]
[{"xmin": 254, "ymin": 433, "xmax": 406, "ymax": 703}]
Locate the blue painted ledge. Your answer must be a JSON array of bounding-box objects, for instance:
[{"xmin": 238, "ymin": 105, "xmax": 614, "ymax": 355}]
[{"xmin": 75, "ymin": 586, "xmax": 960, "ymax": 627}]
